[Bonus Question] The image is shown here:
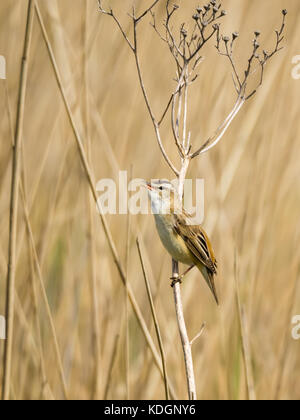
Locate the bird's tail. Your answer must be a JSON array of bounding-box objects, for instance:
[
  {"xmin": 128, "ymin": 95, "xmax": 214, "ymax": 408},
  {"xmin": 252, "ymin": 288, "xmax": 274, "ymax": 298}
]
[{"xmin": 199, "ymin": 265, "xmax": 219, "ymax": 305}]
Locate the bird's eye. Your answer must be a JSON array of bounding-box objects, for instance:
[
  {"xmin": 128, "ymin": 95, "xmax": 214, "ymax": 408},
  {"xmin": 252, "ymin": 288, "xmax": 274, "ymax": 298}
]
[{"xmin": 159, "ymin": 186, "xmax": 163, "ymax": 191}]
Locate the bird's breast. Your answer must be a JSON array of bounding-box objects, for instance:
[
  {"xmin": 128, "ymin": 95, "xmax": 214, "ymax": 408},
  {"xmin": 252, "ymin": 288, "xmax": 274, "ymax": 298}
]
[{"xmin": 154, "ymin": 213, "xmax": 194, "ymax": 265}]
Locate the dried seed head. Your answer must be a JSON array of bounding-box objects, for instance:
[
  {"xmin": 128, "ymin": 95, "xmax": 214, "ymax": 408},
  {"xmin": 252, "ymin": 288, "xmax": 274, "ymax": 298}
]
[
  {"xmin": 223, "ymin": 35, "xmax": 230, "ymax": 43},
  {"xmin": 282, "ymin": 9, "xmax": 287, "ymax": 16},
  {"xmin": 173, "ymin": 4, "xmax": 179, "ymax": 10},
  {"xmin": 220, "ymin": 10, "xmax": 227, "ymax": 16},
  {"xmin": 254, "ymin": 31, "xmax": 261, "ymax": 37},
  {"xmin": 212, "ymin": 23, "xmax": 219, "ymax": 30},
  {"xmin": 253, "ymin": 40, "xmax": 260, "ymax": 49},
  {"xmin": 192, "ymin": 13, "xmax": 200, "ymax": 21},
  {"xmin": 232, "ymin": 32, "xmax": 239, "ymax": 39},
  {"xmin": 181, "ymin": 28, "xmax": 187, "ymax": 37},
  {"xmin": 210, "ymin": 0, "xmax": 217, "ymax": 5},
  {"xmin": 196, "ymin": 7, "xmax": 203, "ymax": 14},
  {"xmin": 213, "ymin": 6, "xmax": 219, "ymax": 13}
]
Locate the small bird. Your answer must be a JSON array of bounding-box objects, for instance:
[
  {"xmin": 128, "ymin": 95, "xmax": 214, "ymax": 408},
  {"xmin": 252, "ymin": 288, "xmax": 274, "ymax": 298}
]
[{"xmin": 145, "ymin": 179, "xmax": 218, "ymax": 304}]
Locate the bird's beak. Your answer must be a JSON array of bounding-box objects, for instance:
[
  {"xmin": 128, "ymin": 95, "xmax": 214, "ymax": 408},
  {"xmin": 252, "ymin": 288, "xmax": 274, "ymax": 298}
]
[{"xmin": 144, "ymin": 181, "xmax": 153, "ymax": 191}]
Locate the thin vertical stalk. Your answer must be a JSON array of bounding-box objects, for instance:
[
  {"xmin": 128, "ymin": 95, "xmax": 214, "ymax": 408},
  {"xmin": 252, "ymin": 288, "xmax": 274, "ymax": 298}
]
[
  {"xmin": 172, "ymin": 267, "xmax": 196, "ymax": 400},
  {"xmin": 5, "ymin": 66, "xmax": 52, "ymax": 399},
  {"xmin": 124, "ymin": 166, "xmax": 133, "ymax": 399},
  {"xmin": 234, "ymin": 253, "xmax": 256, "ymax": 400},
  {"xmin": 182, "ymin": 67, "xmax": 189, "ymax": 150},
  {"xmin": 2, "ymin": 0, "xmax": 35, "ymax": 401},
  {"xmin": 83, "ymin": 0, "xmax": 101, "ymax": 400},
  {"xmin": 20, "ymin": 182, "xmax": 69, "ymax": 399},
  {"xmin": 21, "ymin": 183, "xmax": 53, "ymax": 400},
  {"xmin": 172, "ymin": 159, "xmax": 197, "ymax": 400},
  {"xmin": 103, "ymin": 334, "xmax": 120, "ymax": 399},
  {"xmin": 137, "ymin": 238, "xmax": 170, "ymax": 400}
]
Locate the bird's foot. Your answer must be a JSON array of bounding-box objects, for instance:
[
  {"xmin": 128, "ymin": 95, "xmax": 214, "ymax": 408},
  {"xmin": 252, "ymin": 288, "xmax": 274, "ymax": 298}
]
[
  {"xmin": 170, "ymin": 276, "xmax": 182, "ymax": 287},
  {"xmin": 170, "ymin": 265, "xmax": 195, "ymax": 287}
]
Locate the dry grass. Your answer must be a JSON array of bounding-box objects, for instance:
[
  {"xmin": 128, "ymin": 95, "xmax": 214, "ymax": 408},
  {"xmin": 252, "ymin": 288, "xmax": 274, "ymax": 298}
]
[{"xmin": 0, "ymin": 0, "xmax": 300, "ymax": 400}]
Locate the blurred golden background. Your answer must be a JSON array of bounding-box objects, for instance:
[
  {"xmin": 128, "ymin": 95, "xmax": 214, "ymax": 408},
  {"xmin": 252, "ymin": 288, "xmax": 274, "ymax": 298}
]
[{"xmin": 0, "ymin": 0, "xmax": 299, "ymax": 400}]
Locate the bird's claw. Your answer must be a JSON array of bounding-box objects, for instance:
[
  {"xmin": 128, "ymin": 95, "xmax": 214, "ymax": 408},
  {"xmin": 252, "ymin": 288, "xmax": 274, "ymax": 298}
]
[{"xmin": 170, "ymin": 276, "xmax": 182, "ymax": 287}]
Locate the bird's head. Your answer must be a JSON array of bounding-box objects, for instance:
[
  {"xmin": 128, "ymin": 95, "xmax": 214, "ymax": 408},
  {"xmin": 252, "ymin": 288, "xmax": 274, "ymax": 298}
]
[{"xmin": 144, "ymin": 179, "xmax": 180, "ymax": 214}]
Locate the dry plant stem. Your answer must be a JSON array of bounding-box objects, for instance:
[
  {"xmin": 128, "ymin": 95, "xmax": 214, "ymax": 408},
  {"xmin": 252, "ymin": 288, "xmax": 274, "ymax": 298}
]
[
  {"xmin": 5, "ymin": 79, "xmax": 53, "ymax": 399},
  {"xmin": 98, "ymin": 0, "xmax": 179, "ymax": 177},
  {"xmin": 21, "ymin": 184, "xmax": 54, "ymax": 400},
  {"xmin": 172, "ymin": 159, "xmax": 197, "ymax": 400},
  {"xmin": 234, "ymin": 255, "xmax": 256, "ymax": 401},
  {"xmin": 13, "ymin": 292, "xmax": 39, "ymax": 361},
  {"xmin": 15, "ymin": 113, "xmax": 63, "ymax": 265},
  {"xmin": 38, "ymin": 145, "xmax": 69, "ymax": 268},
  {"xmin": 137, "ymin": 238, "xmax": 170, "ymax": 400},
  {"xmin": 2, "ymin": 0, "xmax": 34, "ymax": 401},
  {"xmin": 124, "ymin": 232, "xmax": 130, "ymax": 400},
  {"xmin": 86, "ymin": 109, "xmax": 101, "ymax": 400},
  {"xmin": 190, "ymin": 323, "xmax": 206, "ymax": 346},
  {"xmin": 104, "ymin": 334, "xmax": 120, "ymax": 399},
  {"xmin": 191, "ymin": 10, "xmax": 286, "ymax": 156},
  {"xmin": 172, "ymin": 264, "xmax": 196, "ymax": 400},
  {"xmin": 125, "ymin": 167, "xmax": 133, "ymax": 400},
  {"xmin": 192, "ymin": 95, "xmax": 245, "ymax": 157},
  {"xmin": 20, "ymin": 141, "xmax": 53, "ymax": 399},
  {"xmin": 35, "ymin": 2, "xmax": 176, "ymax": 399},
  {"xmin": 240, "ymin": 307, "xmax": 256, "ymax": 401},
  {"xmin": 133, "ymin": 41, "xmax": 179, "ymax": 176},
  {"xmin": 83, "ymin": 1, "xmax": 101, "ymax": 400},
  {"xmin": 19, "ymin": 182, "xmax": 69, "ymax": 400}
]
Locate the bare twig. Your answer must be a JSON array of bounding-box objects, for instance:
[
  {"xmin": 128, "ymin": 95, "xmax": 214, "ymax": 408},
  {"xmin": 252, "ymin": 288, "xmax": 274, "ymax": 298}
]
[
  {"xmin": 98, "ymin": 0, "xmax": 134, "ymax": 50},
  {"xmin": 191, "ymin": 94, "xmax": 245, "ymax": 158},
  {"xmin": 98, "ymin": 0, "xmax": 179, "ymax": 176},
  {"xmin": 191, "ymin": 9, "xmax": 286, "ymax": 155},
  {"xmin": 2, "ymin": 0, "xmax": 35, "ymax": 401},
  {"xmin": 171, "ymin": 88, "xmax": 185, "ymax": 157},
  {"xmin": 137, "ymin": 238, "xmax": 170, "ymax": 400},
  {"xmin": 190, "ymin": 323, "xmax": 206, "ymax": 346},
  {"xmin": 136, "ymin": 0, "xmax": 161, "ymax": 23},
  {"xmin": 158, "ymin": 92, "xmax": 175, "ymax": 126}
]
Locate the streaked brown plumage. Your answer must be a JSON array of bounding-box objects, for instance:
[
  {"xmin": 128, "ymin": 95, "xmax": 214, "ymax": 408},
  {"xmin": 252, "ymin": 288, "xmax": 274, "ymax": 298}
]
[
  {"xmin": 173, "ymin": 211, "xmax": 218, "ymax": 304},
  {"xmin": 146, "ymin": 179, "xmax": 219, "ymax": 304}
]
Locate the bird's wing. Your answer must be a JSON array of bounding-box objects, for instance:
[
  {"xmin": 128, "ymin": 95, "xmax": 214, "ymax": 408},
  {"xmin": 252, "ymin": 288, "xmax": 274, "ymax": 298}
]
[{"xmin": 173, "ymin": 213, "xmax": 217, "ymax": 274}]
